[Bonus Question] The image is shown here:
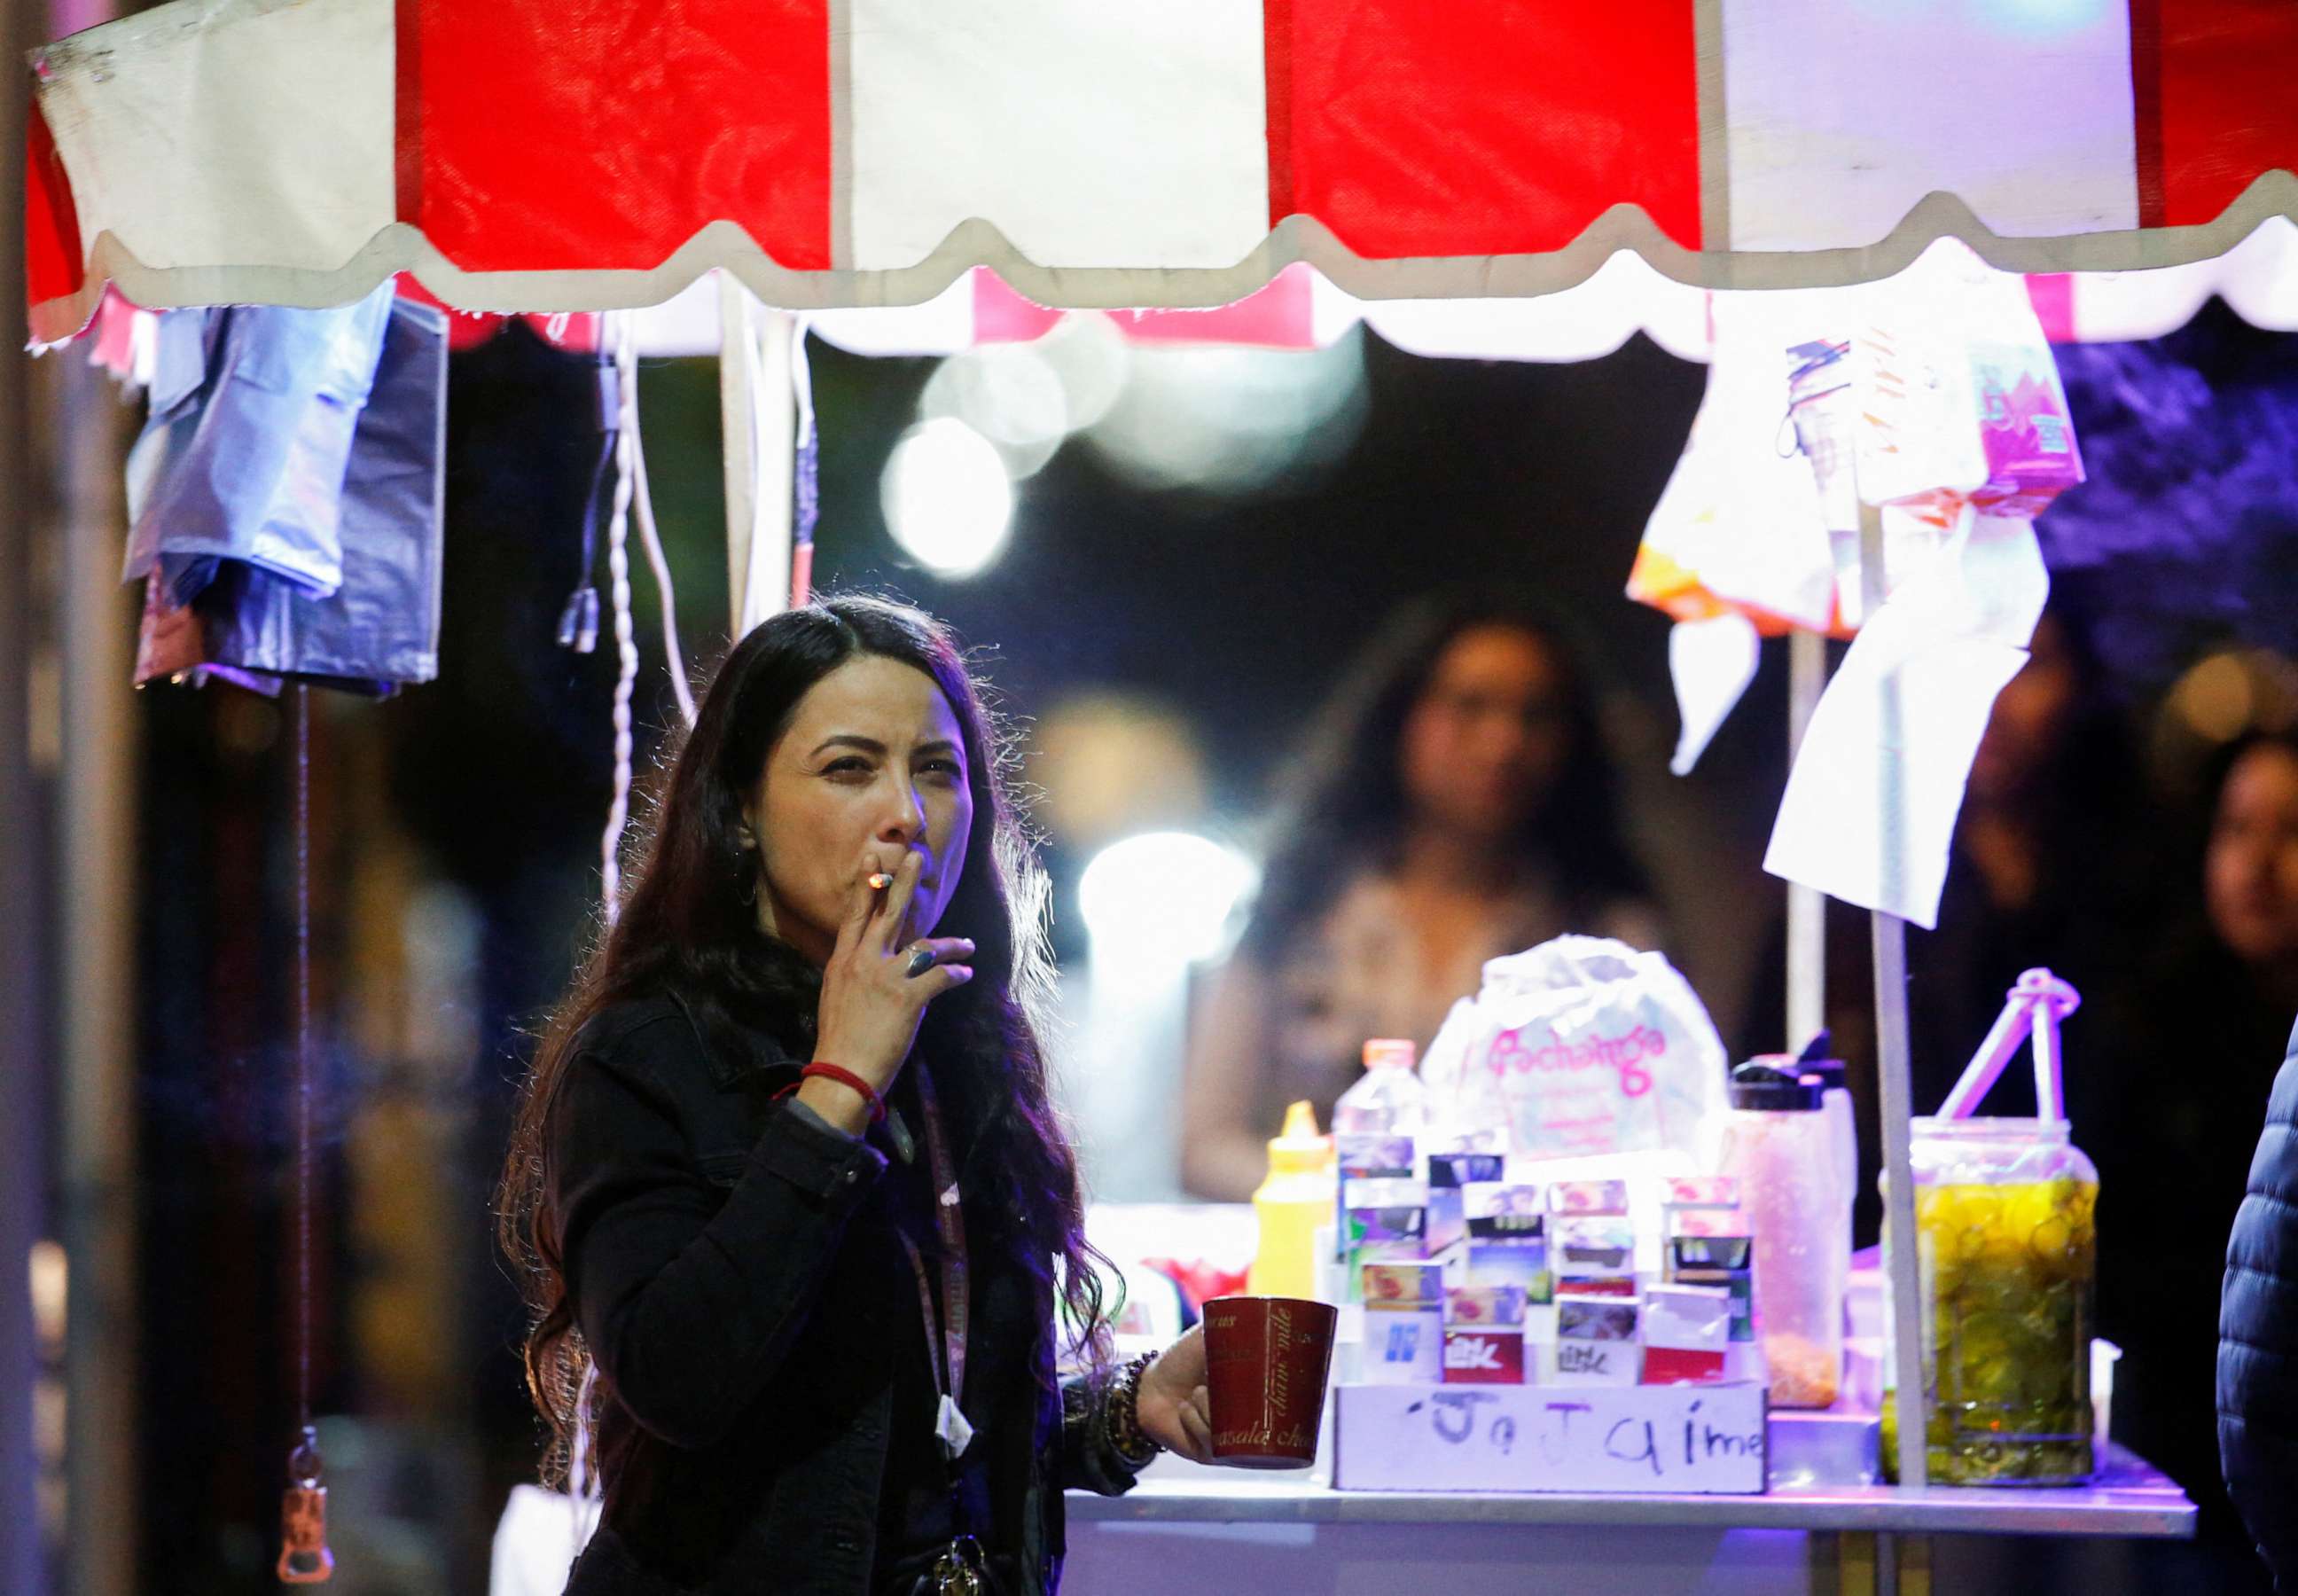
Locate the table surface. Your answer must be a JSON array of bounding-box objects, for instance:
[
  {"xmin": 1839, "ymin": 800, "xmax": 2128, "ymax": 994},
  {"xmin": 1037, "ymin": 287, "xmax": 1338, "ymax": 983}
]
[{"xmin": 1067, "ymin": 1443, "xmax": 2195, "ymax": 1538}]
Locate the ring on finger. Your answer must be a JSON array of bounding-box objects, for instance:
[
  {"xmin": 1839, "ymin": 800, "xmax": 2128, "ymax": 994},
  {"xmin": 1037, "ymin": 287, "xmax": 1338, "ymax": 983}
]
[{"xmin": 903, "ymin": 944, "xmax": 939, "ymax": 978}]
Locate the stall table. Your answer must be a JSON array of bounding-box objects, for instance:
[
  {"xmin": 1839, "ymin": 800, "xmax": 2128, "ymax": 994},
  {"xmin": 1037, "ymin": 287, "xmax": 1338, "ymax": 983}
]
[{"xmin": 1065, "ymin": 1444, "xmax": 2192, "ymax": 1594}]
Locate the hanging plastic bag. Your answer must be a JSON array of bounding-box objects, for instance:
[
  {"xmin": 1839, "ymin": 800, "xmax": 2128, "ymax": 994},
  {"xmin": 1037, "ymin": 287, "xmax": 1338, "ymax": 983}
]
[
  {"xmin": 1849, "ymin": 248, "xmax": 2085, "ymax": 519},
  {"xmin": 1421, "ymin": 936, "xmax": 1731, "ymax": 1163},
  {"xmin": 1627, "ymin": 292, "xmax": 1841, "ymax": 639}
]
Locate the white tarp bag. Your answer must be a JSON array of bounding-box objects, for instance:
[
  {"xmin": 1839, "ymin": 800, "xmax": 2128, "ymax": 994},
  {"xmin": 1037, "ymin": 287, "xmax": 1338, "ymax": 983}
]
[
  {"xmin": 489, "ymin": 1369, "xmax": 601, "ymax": 1596},
  {"xmin": 1421, "ymin": 935, "xmax": 1730, "ymax": 1162},
  {"xmin": 489, "ymin": 1482, "xmax": 598, "ymax": 1596}
]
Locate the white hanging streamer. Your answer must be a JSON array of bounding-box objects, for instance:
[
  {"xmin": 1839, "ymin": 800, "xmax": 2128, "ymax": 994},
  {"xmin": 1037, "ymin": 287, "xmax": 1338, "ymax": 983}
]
[
  {"xmin": 791, "ymin": 313, "xmax": 816, "ymax": 473},
  {"xmin": 600, "ymin": 315, "xmax": 643, "ymax": 923},
  {"xmin": 625, "ymin": 342, "xmax": 697, "ymax": 727},
  {"xmin": 733, "ymin": 303, "xmax": 800, "ymax": 634},
  {"xmin": 594, "ymin": 309, "xmax": 695, "ymax": 925}
]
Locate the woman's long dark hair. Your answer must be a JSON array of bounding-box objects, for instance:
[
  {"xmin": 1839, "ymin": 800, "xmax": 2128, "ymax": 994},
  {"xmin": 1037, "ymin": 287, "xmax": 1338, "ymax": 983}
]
[
  {"xmin": 1239, "ymin": 588, "xmax": 1649, "ymax": 959},
  {"xmin": 497, "ymin": 595, "xmax": 1104, "ymax": 1480}
]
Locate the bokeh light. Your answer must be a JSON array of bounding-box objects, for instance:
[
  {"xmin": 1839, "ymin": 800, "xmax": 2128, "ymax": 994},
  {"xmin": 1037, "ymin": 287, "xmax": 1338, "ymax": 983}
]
[
  {"xmin": 1029, "ymin": 692, "xmax": 1209, "ymax": 851},
  {"xmin": 2171, "ymin": 652, "xmax": 2262, "ymax": 743},
  {"xmin": 1077, "ymin": 831, "xmax": 1258, "ymax": 966},
  {"xmin": 1080, "ymin": 325, "xmax": 1370, "ymax": 495},
  {"xmin": 919, "ymin": 341, "xmax": 1070, "ymax": 480},
  {"xmin": 879, "ymin": 419, "xmax": 1014, "ymax": 577}
]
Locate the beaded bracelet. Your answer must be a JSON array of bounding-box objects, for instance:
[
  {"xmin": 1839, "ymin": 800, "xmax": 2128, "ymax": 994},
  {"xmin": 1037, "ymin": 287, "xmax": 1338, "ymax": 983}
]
[{"xmin": 1102, "ymin": 1352, "xmax": 1161, "ymax": 1468}]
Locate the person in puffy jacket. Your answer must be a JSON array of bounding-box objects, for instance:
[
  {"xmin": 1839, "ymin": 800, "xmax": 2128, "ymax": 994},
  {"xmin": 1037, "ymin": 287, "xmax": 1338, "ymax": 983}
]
[{"xmin": 2222, "ymin": 1018, "xmax": 2298, "ymax": 1592}]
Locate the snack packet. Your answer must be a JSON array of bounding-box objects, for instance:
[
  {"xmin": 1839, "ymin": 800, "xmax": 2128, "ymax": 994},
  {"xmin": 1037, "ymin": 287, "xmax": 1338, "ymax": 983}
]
[{"xmin": 1422, "ymin": 936, "xmax": 1730, "ymax": 1162}]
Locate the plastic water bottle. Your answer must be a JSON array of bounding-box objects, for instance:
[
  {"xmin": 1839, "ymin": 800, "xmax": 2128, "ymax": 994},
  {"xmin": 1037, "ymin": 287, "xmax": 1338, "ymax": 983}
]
[{"xmin": 1333, "ymin": 1038, "xmax": 1427, "ymax": 1137}]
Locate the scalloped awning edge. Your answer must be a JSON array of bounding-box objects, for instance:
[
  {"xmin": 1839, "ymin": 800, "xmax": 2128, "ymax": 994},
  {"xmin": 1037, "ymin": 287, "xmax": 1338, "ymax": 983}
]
[{"xmin": 30, "ymin": 177, "xmax": 2298, "ymax": 351}]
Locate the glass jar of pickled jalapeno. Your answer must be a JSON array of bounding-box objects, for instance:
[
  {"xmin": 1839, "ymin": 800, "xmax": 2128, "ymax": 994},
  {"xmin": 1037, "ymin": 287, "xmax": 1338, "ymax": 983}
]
[{"xmin": 1880, "ymin": 1117, "xmax": 2098, "ymax": 1485}]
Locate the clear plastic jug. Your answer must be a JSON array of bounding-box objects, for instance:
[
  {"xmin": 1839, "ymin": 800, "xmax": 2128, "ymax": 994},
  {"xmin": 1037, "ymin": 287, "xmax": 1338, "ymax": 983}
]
[{"xmin": 1716, "ymin": 1063, "xmax": 1848, "ymax": 1408}]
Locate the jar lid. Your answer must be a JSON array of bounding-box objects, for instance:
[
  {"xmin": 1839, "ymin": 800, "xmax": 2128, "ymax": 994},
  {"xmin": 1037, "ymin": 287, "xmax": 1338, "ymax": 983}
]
[
  {"xmin": 1729, "ymin": 1061, "xmax": 1823, "ymax": 1111},
  {"xmin": 1910, "ymin": 1115, "xmax": 2071, "ymax": 1141}
]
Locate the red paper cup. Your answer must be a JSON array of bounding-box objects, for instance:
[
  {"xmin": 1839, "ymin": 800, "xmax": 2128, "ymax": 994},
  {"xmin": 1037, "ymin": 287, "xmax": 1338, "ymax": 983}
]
[{"xmin": 1202, "ymin": 1295, "xmax": 1338, "ymax": 1468}]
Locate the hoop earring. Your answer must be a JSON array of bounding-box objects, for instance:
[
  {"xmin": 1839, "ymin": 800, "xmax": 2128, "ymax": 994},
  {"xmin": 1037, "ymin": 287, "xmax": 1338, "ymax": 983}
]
[{"xmin": 735, "ymin": 849, "xmax": 759, "ymax": 906}]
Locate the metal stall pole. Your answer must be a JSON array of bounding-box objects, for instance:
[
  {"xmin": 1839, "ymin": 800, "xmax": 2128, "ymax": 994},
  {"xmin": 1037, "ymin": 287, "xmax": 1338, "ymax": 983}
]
[
  {"xmin": 35, "ymin": 7, "xmax": 138, "ymax": 1584},
  {"xmin": 1859, "ymin": 500, "xmax": 1929, "ymax": 1595},
  {"xmin": 1786, "ymin": 630, "xmax": 1828, "ymax": 1047},
  {"xmin": 55, "ymin": 340, "xmax": 141, "ymax": 1596},
  {"xmin": 2, "ymin": 0, "xmax": 48, "ymax": 1583}
]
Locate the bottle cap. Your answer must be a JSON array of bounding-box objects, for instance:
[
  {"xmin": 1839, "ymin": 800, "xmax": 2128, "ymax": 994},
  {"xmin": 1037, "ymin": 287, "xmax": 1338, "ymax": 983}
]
[
  {"xmin": 1754, "ymin": 1050, "xmax": 1846, "ymax": 1094},
  {"xmin": 1729, "ymin": 1061, "xmax": 1823, "ymax": 1112},
  {"xmin": 1801, "ymin": 1060, "xmax": 1848, "ymax": 1093},
  {"xmin": 1267, "ymin": 1099, "xmax": 1332, "ymax": 1174},
  {"xmin": 1363, "ymin": 1038, "xmax": 1416, "ymax": 1071}
]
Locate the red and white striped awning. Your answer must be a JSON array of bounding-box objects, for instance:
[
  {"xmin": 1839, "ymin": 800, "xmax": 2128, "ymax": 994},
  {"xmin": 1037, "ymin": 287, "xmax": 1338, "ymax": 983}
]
[{"xmin": 26, "ymin": 0, "xmax": 2298, "ymax": 345}]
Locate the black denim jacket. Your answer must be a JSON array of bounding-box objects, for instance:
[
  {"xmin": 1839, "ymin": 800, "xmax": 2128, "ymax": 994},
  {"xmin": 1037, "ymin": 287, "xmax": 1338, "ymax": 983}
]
[{"xmin": 548, "ymin": 997, "xmax": 1137, "ymax": 1595}]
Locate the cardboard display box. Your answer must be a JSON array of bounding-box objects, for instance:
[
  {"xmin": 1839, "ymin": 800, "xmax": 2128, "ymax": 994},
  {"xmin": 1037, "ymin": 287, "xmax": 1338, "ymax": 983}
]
[{"xmin": 1330, "ymin": 1381, "xmax": 1767, "ymax": 1494}]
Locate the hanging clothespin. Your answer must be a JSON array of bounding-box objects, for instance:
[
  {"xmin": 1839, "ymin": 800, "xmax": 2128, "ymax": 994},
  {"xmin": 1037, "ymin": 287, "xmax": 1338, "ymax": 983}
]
[{"xmin": 1936, "ymin": 966, "xmax": 2082, "ymax": 1121}]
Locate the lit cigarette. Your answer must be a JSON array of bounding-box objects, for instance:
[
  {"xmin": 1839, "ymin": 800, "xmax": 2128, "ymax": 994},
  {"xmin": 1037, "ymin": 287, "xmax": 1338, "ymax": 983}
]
[{"xmin": 866, "ymin": 872, "xmax": 895, "ymax": 891}]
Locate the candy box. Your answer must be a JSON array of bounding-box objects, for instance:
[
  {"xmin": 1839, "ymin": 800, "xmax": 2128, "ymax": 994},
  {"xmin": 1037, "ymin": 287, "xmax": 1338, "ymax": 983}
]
[
  {"xmin": 1427, "ymin": 1153, "xmax": 1507, "ymax": 1254},
  {"xmin": 1362, "ymin": 1308, "xmax": 1442, "ymax": 1385},
  {"xmin": 1669, "ymin": 1208, "xmax": 1748, "ymax": 1240},
  {"xmin": 1361, "ymin": 1262, "xmax": 1443, "ymax": 1311},
  {"xmin": 1465, "ymin": 1183, "xmax": 1544, "ymax": 1239},
  {"xmin": 1549, "ymin": 1179, "xmax": 1631, "ymax": 1217},
  {"xmin": 1431, "ymin": 1153, "xmax": 1505, "ymax": 1188},
  {"xmin": 1337, "ymin": 1144, "xmax": 1419, "ymax": 1300},
  {"xmin": 1465, "ymin": 1240, "xmax": 1551, "ymax": 1303},
  {"xmin": 1668, "ymin": 1233, "xmax": 1754, "ymax": 1343},
  {"xmin": 1346, "ymin": 1178, "xmax": 1426, "ymax": 1240},
  {"xmin": 1336, "ymin": 1134, "xmax": 1417, "ymax": 1179},
  {"xmin": 1553, "ymin": 1295, "xmax": 1642, "ymax": 1386},
  {"xmin": 1642, "ymin": 1284, "xmax": 1733, "ymax": 1386},
  {"xmin": 1442, "ymin": 1326, "xmax": 1526, "ymax": 1385},
  {"xmin": 1554, "ymin": 1217, "xmax": 1636, "ymax": 1297},
  {"xmin": 1428, "ymin": 1126, "xmax": 1510, "ymax": 1159},
  {"xmin": 1344, "ymin": 1178, "xmax": 1427, "ymax": 1303},
  {"xmin": 1445, "ymin": 1285, "xmax": 1528, "ymax": 1328},
  {"xmin": 1661, "ymin": 1177, "xmax": 1740, "ymax": 1209}
]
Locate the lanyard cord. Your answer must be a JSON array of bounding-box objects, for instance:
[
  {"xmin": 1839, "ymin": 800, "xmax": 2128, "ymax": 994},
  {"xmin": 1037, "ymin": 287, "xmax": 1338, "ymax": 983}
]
[{"xmin": 896, "ymin": 1066, "xmax": 971, "ymax": 1471}]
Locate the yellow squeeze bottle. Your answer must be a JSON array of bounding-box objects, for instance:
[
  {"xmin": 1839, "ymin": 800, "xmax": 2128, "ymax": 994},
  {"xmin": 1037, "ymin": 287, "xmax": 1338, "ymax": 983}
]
[{"xmin": 1247, "ymin": 1099, "xmax": 1334, "ymax": 1300}]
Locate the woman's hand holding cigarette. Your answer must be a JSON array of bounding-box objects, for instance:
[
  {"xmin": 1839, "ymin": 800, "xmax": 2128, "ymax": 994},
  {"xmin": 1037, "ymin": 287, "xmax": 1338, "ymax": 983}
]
[{"xmin": 806, "ymin": 849, "xmax": 973, "ymax": 1131}]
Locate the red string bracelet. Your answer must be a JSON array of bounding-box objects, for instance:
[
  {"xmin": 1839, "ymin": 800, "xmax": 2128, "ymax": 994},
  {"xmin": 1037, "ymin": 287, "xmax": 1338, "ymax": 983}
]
[{"xmin": 773, "ymin": 1062, "xmax": 887, "ymax": 1123}]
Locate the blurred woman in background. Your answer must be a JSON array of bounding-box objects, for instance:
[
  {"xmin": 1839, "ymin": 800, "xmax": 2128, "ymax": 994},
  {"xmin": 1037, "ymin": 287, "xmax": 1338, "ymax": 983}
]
[
  {"xmin": 1181, "ymin": 591, "xmax": 1658, "ymax": 1200},
  {"xmin": 2200, "ymin": 732, "xmax": 2298, "ymax": 1015}
]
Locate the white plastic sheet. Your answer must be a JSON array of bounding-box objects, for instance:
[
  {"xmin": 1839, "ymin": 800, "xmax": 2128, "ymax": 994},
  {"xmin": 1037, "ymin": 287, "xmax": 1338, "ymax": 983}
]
[{"xmin": 1763, "ymin": 512, "xmax": 2050, "ymax": 928}]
